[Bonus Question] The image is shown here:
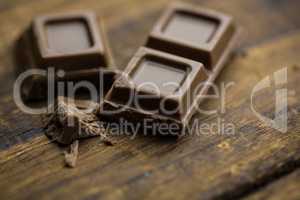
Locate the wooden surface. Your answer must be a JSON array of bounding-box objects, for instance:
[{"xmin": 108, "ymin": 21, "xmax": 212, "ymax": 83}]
[
  {"xmin": 245, "ymin": 169, "xmax": 300, "ymax": 200},
  {"xmin": 0, "ymin": 0, "xmax": 299, "ymax": 199}
]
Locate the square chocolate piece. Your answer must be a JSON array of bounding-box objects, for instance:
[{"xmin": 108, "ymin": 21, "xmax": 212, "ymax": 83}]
[
  {"xmin": 146, "ymin": 3, "xmax": 236, "ymax": 69},
  {"xmin": 100, "ymin": 47, "xmax": 208, "ymax": 133},
  {"xmin": 14, "ymin": 11, "xmax": 116, "ymax": 102},
  {"xmin": 15, "ymin": 11, "xmax": 114, "ymax": 71}
]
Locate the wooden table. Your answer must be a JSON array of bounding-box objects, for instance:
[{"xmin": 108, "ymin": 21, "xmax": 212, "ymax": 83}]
[{"xmin": 0, "ymin": 0, "xmax": 299, "ymax": 199}]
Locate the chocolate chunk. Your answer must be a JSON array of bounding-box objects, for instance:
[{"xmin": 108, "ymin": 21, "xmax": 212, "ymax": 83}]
[
  {"xmin": 14, "ymin": 11, "xmax": 116, "ymax": 101},
  {"xmin": 99, "ymin": 47, "xmax": 208, "ymax": 134},
  {"xmin": 46, "ymin": 96, "xmax": 111, "ymax": 145},
  {"xmin": 146, "ymin": 2, "xmax": 236, "ymax": 69},
  {"xmin": 64, "ymin": 140, "xmax": 79, "ymax": 168},
  {"xmin": 15, "ymin": 11, "xmax": 114, "ymax": 71}
]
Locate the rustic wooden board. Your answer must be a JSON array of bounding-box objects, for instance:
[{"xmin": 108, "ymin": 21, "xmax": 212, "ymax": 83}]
[
  {"xmin": 0, "ymin": 0, "xmax": 299, "ymax": 199},
  {"xmin": 245, "ymin": 169, "xmax": 300, "ymax": 200}
]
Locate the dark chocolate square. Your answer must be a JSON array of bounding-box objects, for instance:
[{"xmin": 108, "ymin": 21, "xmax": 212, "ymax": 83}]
[
  {"xmin": 101, "ymin": 47, "xmax": 208, "ymax": 131},
  {"xmin": 146, "ymin": 3, "xmax": 236, "ymax": 69},
  {"xmin": 16, "ymin": 11, "xmax": 114, "ymax": 71},
  {"xmin": 14, "ymin": 11, "xmax": 116, "ymax": 101}
]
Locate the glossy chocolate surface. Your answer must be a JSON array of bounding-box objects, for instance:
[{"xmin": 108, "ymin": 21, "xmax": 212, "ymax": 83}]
[
  {"xmin": 131, "ymin": 56, "xmax": 188, "ymax": 95},
  {"xmin": 46, "ymin": 19, "xmax": 93, "ymax": 54},
  {"xmin": 163, "ymin": 12, "xmax": 218, "ymax": 44}
]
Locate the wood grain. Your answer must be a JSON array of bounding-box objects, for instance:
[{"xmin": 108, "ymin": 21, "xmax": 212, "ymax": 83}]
[
  {"xmin": 0, "ymin": 0, "xmax": 299, "ymax": 199},
  {"xmin": 245, "ymin": 169, "xmax": 300, "ymax": 200}
]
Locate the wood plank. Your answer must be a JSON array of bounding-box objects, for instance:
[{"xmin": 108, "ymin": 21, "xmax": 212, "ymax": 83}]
[
  {"xmin": 0, "ymin": 29, "xmax": 299, "ymax": 200},
  {"xmin": 244, "ymin": 169, "xmax": 300, "ymax": 200}
]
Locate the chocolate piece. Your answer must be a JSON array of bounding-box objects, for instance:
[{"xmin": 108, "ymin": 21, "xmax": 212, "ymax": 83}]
[
  {"xmin": 64, "ymin": 140, "xmax": 79, "ymax": 168},
  {"xmin": 46, "ymin": 96, "xmax": 111, "ymax": 145},
  {"xmin": 146, "ymin": 2, "xmax": 236, "ymax": 69},
  {"xmin": 15, "ymin": 11, "xmax": 114, "ymax": 71},
  {"xmin": 99, "ymin": 47, "xmax": 208, "ymax": 134},
  {"xmin": 14, "ymin": 11, "xmax": 117, "ymax": 102}
]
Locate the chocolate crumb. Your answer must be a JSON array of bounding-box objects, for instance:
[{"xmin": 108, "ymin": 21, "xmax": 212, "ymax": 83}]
[
  {"xmin": 45, "ymin": 96, "xmax": 112, "ymax": 145},
  {"xmin": 64, "ymin": 140, "xmax": 79, "ymax": 168},
  {"xmin": 103, "ymin": 140, "xmax": 114, "ymax": 146}
]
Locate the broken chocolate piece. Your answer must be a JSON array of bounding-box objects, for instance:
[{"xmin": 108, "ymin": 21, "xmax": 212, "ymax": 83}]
[
  {"xmin": 99, "ymin": 47, "xmax": 208, "ymax": 134},
  {"xmin": 146, "ymin": 2, "xmax": 236, "ymax": 69},
  {"xmin": 46, "ymin": 96, "xmax": 111, "ymax": 145}
]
